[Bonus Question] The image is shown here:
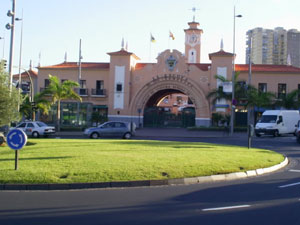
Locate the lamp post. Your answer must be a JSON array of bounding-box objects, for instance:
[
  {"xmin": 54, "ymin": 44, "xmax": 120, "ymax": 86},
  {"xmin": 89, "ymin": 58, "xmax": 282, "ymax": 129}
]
[
  {"xmin": 15, "ymin": 13, "xmax": 23, "ymax": 112},
  {"xmin": 230, "ymin": 6, "xmax": 242, "ymax": 136},
  {"xmin": 6, "ymin": 0, "xmax": 16, "ymax": 92}
]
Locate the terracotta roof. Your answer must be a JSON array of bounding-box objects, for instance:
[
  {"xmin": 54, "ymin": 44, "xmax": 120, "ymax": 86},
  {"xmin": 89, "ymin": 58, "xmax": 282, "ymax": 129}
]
[
  {"xmin": 235, "ymin": 64, "xmax": 300, "ymax": 73},
  {"xmin": 209, "ymin": 50, "xmax": 234, "ymax": 60},
  {"xmin": 107, "ymin": 49, "xmax": 140, "ymax": 60},
  {"xmin": 39, "ymin": 62, "xmax": 109, "ymax": 69},
  {"xmin": 135, "ymin": 63, "xmax": 156, "ymax": 70},
  {"xmin": 13, "ymin": 69, "xmax": 38, "ymax": 77},
  {"xmin": 191, "ymin": 63, "xmax": 211, "ymax": 71}
]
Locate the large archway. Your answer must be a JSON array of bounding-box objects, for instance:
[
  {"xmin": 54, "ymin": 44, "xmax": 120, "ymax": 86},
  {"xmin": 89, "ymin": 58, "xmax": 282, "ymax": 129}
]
[
  {"xmin": 130, "ymin": 74, "xmax": 210, "ymax": 127},
  {"xmin": 143, "ymin": 88, "xmax": 195, "ymax": 127}
]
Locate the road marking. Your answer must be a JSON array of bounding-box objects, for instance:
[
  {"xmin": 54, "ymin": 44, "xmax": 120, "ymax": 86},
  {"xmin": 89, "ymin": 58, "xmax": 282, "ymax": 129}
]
[
  {"xmin": 279, "ymin": 182, "xmax": 300, "ymax": 188},
  {"xmin": 202, "ymin": 205, "xmax": 251, "ymax": 212},
  {"xmin": 289, "ymin": 169, "xmax": 300, "ymax": 173}
]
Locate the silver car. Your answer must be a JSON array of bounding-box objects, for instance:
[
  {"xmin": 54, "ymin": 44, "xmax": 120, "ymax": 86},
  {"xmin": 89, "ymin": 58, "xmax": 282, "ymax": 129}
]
[
  {"xmin": 84, "ymin": 121, "xmax": 135, "ymax": 139},
  {"xmin": 13, "ymin": 121, "xmax": 56, "ymax": 138}
]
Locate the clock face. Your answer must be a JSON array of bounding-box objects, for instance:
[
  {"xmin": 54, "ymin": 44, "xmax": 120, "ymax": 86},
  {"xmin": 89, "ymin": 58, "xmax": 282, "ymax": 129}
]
[{"xmin": 189, "ymin": 34, "xmax": 198, "ymax": 44}]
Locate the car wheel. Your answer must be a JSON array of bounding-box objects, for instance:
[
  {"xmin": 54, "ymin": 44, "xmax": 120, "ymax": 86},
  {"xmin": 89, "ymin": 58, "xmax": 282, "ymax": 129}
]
[
  {"xmin": 273, "ymin": 130, "xmax": 280, "ymax": 137},
  {"xmin": 123, "ymin": 132, "xmax": 132, "ymax": 139},
  {"xmin": 255, "ymin": 133, "xmax": 261, "ymax": 137},
  {"xmin": 32, "ymin": 131, "xmax": 40, "ymax": 138},
  {"xmin": 90, "ymin": 132, "xmax": 99, "ymax": 139}
]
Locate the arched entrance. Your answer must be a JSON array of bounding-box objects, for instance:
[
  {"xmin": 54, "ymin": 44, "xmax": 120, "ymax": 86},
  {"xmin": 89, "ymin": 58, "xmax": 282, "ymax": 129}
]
[
  {"xmin": 130, "ymin": 74, "xmax": 210, "ymax": 127},
  {"xmin": 143, "ymin": 89, "xmax": 195, "ymax": 127}
]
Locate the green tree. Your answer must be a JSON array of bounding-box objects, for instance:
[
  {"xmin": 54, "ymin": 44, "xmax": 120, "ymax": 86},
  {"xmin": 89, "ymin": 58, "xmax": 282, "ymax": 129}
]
[
  {"xmin": 40, "ymin": 75, "xmax": 82, "ymax": 131},
  {"xmin": 274, "ymin": 89, "xmax": 300, "ymax": 110},
  {"xmin": 19, "ymin": 93, "xmax": 51, "ymax": 120},
  {"xmin": 0, "ymin": 63, "xmax": 21, "ymax": 127},
  {"xmin": 206, "ymin": 74, "xmax": 234, "ymax": 105},
  {"xmin": 246, "ymin": 89, "xmax": 275, "ymax": 109},
  {"xmin": 207, "ymin": 72, "xmax": 250, "ymax": 105}
]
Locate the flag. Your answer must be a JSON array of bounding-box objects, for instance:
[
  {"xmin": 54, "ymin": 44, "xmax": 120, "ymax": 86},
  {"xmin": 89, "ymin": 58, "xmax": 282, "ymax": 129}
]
[
  {"xmin": 169, "ymin": 31, "xmax": 175, "ymax": 40},
  {"xmin": 150, "ymin": 33, "xmax": 156, "ymax": 43}
]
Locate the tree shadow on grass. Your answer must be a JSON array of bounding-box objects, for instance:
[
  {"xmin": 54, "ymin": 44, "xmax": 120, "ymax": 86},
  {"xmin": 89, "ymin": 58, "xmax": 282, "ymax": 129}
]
[{"xmin": 0, "ymin": 156, "xmax": 73, "ymax": 162}]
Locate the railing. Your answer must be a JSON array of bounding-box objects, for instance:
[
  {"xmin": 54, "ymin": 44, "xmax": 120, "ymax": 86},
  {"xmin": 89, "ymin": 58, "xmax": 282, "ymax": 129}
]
[
  {"xmin": 75, "ymin": 88, "xmax": 89, "ymax": 96},
  {"xmin": 91, "ymin": 89, "xmax": 106, "ymax": 96}
]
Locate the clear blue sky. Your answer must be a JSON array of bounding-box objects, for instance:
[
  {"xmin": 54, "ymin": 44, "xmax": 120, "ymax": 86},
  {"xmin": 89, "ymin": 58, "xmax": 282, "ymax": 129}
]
[{"xmin": 1, "ymin": 0, "xmax": 300, "ymax": 71}]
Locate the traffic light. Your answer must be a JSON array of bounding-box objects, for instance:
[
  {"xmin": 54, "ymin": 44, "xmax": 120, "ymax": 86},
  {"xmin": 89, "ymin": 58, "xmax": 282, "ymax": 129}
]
[{"xmin": 1, "ymin": 59, "xmax": 7, "ymax": 70}]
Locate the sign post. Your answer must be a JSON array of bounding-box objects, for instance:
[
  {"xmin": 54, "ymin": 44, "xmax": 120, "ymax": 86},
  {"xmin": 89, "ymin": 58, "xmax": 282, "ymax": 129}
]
[{"xmin": 6, "ymin": 129, "xmax": 27, "ymax": 170}]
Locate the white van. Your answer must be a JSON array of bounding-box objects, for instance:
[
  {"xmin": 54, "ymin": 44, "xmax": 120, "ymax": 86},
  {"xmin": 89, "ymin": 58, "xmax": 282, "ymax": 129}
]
[{"xmin": 255, "ymin": 110, "xmax": 300, "ymax": 137}]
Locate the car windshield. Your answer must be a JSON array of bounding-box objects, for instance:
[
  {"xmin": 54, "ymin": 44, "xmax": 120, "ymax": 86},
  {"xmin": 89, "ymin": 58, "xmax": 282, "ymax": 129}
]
[
  {"xmin": 36, "ymin": 122, "xmax": 47, "ymax": 127},
  {"xmin": 259, "ymin": 115, "xmax": 277, "ymax": 123}
]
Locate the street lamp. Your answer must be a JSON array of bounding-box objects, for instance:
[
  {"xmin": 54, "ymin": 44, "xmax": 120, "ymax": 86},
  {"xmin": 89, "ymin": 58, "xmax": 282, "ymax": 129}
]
[
  {"xmin": 230, "ymin": 6, "xmax": 242, "ymax": 136},
  {"xmin": 15, "ymin": 13, "xmax": 23, "ymax": 111},
  {"xmin": 14, "ymin": 66, "xmax": 35, "ymax": 120},
  {"xmin": 6, "ymin": 0, "xmax": 16, "ymax": 92}
]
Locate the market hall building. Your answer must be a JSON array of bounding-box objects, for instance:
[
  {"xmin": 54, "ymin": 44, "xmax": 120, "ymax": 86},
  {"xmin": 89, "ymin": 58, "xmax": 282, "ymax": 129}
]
[{"xmin": 37, "ymin": 20, "xmax": 300, "ymax": 128}]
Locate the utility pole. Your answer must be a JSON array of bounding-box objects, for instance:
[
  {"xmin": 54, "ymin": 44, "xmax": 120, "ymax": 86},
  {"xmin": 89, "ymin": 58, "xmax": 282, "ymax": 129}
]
[{"xmin": 7, "ymin": 0, "xmax": 16, "ymax": 92}]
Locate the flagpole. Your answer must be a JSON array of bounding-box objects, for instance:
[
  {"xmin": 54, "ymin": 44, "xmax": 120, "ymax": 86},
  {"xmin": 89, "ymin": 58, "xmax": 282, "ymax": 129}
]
[{"xmin": 149, "ymin": 39, "xmax": 151, "ymax": 62}]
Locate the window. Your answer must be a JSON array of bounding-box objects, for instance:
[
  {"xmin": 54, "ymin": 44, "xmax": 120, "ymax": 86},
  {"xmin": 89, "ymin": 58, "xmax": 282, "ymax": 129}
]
[
  {"xmin": 115, "ymin": 122, "xmax": 126, "ymax": 128},
  {"xmin": 103, "ymin": 122, "xmax": 114, "ymax": 128},
  {"xmin": 79, "ymin": 80, "xmax": 86, "ymax": 88},
  {"xmin": 278, "ymin": 83, "xmax": 286, "ymax": 99},
  {"xmin": 44, "ymin": 79, "xmax": 50, "ymax": 88},
  {"xmin": 27, "ymin": 123, "xmax": 34, "ymax": 128},
  {"xmin": 237, "ymin": 81, "xmax": 246, "ymax": 89},
  {"xmin": 116, "ymin": 83, "xmax": 123, "ymax": 92},
  {"xmin": 258, "ymin": 83, "xmax": 267, "ymax": 93},
  {"xmin": 17, "ymin": 123, "xmax": 26, "ymax": 128},
  {"xmin": 96, "ymin": 80, "xmax": 104, "ymax": 90}
]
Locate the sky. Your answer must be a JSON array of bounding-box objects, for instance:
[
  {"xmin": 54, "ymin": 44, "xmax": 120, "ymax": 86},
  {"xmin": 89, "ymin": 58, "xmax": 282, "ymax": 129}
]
[{"xmin": 1, "ymin": 0, "xmax": 300, "ymax": 72}]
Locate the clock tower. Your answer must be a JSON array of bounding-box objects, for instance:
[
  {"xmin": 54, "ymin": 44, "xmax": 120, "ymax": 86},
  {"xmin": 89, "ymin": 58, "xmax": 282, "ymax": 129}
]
[{"xmin": 184, "ymin": 21, "xmax": 203, "ymax": 63}]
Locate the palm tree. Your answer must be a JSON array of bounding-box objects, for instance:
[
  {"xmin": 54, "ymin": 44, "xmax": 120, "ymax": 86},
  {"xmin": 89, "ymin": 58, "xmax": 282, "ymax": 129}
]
[
  {"xmin": 20, "ymin": 93, "xmax": 51, "ymax": 120},
  {"xmin": 246, "ymin": 89, "xmax": 275, "ymax": 109},
  {"xmin": 274, "ymin": 89, "xmax": 300, "ymax": 110},
  {"xmin": 207, "ymin": 72, "xmax": 250, "ymax": 108},
  {"xmin": 40, "ymin": 75, "xmax": 82, "ymax": 131},
  {"xmin": 206, "ymin": 74, "xmax": 235, "ymax": 105}
]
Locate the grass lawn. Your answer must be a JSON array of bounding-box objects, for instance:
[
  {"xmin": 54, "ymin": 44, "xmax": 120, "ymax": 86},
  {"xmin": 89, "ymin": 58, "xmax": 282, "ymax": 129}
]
[{"xmin": 0, "ymin": 139, "xmax": 284, "ymax": 184}]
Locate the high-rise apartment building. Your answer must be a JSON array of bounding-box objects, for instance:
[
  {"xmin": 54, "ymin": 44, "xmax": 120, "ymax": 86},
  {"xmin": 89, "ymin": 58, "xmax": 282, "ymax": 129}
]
[
  {"xmin": 287, "ymin": 29, "xmax": 300, "ymax": 67},
  {"xmin": 246, "ymin": 27, "xmax": 300, "ymax": 67}
]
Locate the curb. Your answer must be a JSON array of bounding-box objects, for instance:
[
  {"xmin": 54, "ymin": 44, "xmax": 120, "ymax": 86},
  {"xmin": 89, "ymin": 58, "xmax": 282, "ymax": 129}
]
[{"xmin": 0, "ymin": 157, "xmax": 289, "ymax": 191}]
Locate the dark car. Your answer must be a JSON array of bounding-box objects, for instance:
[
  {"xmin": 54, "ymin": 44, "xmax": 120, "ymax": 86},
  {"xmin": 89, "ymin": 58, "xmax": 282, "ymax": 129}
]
[
  {"xmin": 83, "ymin": 121, "xmax": 136, "ymax": 139},
  {"xmin": 296, "ymin": 120, "xmax": 300, "ymax": 143}
]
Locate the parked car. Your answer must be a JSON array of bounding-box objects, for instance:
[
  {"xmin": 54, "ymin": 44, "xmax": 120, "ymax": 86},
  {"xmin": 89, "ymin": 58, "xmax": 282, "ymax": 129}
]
[
  {"xmin": 296, "ymin": 120, "xmax": 300, "ymax": 143},
  {"xmin": 84, "ymin": 121, "xmax": 136, "ymax": 139},
  {"xmin": 11, "ymin": 121, "xmax": 56, "ymax": 138}
]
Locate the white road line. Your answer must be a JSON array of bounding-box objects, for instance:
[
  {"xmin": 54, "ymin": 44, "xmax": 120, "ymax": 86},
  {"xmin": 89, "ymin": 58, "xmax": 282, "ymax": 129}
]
[
  {"xmin": 202, "ymin": 205, "xmax": 251, "ymax": 212},
  {"xmin": 279, "ymin": 182, "xmax": 300, "ymax": 188},
  {"xmin": 289, "ymin": 169, "xmax": 300, "ymax": 173}
]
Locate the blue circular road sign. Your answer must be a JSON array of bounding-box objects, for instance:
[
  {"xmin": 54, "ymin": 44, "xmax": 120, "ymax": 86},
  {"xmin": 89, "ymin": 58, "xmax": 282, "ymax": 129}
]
[{"xmin": 7, "ymin": 129, "xmax": 27, "ymax": 150}]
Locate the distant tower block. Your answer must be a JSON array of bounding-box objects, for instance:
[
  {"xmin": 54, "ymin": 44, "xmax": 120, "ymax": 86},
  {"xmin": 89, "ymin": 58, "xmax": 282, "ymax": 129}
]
[{"xmin": 184, "ymin": 21, "xmax": 203, "ymax": 63}]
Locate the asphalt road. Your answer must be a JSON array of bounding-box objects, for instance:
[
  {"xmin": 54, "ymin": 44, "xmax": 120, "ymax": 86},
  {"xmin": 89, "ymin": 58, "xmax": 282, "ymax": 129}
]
[{"xmin": 1, "ymin": 133, "xmax": 300, "ymax": 225}]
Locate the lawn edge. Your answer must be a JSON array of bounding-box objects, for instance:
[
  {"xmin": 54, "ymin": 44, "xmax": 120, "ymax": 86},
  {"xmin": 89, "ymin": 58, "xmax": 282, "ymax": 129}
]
[{"xmin": 0, "ymin": 157, "xmax": 288, "ymax": 191}]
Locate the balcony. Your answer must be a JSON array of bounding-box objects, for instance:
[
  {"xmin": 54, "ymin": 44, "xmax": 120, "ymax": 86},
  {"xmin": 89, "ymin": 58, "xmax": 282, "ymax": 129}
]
[
  {"xmin": 91, "ymin": 89, "xmax": 106, "ymax": 97},
  {"xmin": 75, "ymin": 88, "xmax": 89, "ymax": 96}
]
